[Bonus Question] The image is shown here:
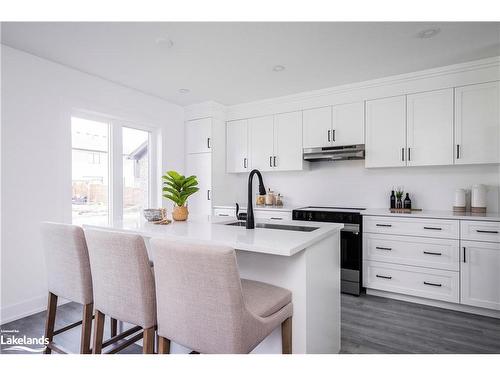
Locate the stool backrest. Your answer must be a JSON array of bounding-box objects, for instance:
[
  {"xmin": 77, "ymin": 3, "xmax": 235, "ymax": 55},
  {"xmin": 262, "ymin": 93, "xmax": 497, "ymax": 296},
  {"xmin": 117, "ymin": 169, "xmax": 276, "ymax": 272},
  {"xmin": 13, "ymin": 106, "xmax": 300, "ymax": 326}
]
[
  {"xmin": 84, "ymin": 228, "xmax": 156, "ymax": 328},
  {"xmin": 40, "ymin": 222, "xmax": 93, "ymax": 304},
  {"xmin": 150, "ymin": 238, "xmax": 245, "ymax": 353}
]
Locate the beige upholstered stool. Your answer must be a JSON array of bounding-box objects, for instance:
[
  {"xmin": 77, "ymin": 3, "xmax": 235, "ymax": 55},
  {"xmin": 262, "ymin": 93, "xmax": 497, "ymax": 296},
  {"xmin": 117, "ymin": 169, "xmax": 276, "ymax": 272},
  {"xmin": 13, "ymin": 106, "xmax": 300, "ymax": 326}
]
[
  {"xmin": 40, "ymin": 222, "xmax": 119, "ymax": 354},
  {"xmin": 84, "ymin": 229, "xmax": 157, "ymax": 354},
  {"xmin": 150, "ymin": 239, "xmax": 293, "ymax": 354}
]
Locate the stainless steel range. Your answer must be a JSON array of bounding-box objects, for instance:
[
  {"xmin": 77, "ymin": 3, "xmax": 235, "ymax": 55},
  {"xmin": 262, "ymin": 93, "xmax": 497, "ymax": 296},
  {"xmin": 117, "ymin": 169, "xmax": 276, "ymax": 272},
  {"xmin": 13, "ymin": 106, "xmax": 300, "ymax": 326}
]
[{"xmin": 292, "ymin": 206, "xmax": 364, "ymax": 296}]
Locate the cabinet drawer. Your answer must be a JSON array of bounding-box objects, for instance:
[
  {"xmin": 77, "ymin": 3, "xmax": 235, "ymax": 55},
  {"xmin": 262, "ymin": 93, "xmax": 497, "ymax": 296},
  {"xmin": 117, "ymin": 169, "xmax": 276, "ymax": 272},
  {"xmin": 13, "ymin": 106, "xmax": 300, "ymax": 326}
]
[
  {"xmin": 254, "ymin": 210, "xmax": 292, "ymax": 221},
  {"xmin": 363, "ymin": 233, "xmax": 459, "ymax": 271},
  {"xmin": 363, "ymin": 216, "xmax": 459, "ymax": 239},
  {"xmin": 461, "ymin": 220, "xmax": 500, "ymax": 243},
  {"xmin": 363, "ymin": 260, "xmax": 459, "ymax": 303},
  {"xmin": 213, "ymin": 208, "xmax": 236, "ymax": 218}
]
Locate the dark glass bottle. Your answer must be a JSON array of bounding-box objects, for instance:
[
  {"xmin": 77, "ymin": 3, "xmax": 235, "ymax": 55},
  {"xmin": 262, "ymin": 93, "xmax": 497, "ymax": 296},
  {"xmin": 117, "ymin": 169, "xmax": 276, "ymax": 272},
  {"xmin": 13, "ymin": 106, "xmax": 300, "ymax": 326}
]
[
  {"xmin": 390, "ymin": 190, "xmax": 396, "ymax": 209},
  {"xmin": 404, "ymin": 193, "xmax": 412, "ymax": 209}
]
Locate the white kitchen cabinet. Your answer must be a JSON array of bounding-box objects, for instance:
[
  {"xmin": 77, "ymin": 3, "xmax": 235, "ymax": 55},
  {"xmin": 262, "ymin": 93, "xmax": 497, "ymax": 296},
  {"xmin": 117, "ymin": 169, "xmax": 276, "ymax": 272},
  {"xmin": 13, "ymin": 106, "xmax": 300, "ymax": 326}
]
[
  {"xmin": 274, "ymin": 111, "xmax": 303, "ymax": 171},
  {"xmin": 302, "ymin": 106, "xmax": 332, "ymax": 148},
  {"xmin": 365, "ymin": 95, "xmax": 406, "ymax": 168},
  {"xmin": 186, "ymin": 153, "xmax": 212, "ymax": 215},
  {"xmin": 226, "ymin": 119, "xmax": 249, "ymax": 173},
  {"xmin": 249, "ymin": 116, "xmax": 274, "ymax": 171},
  {"xmin": 332, "ymin": 101, "xmax": 365, "ymax": 146},
  {"xmin": 455, "ymin": 81, "xmax": 500, "ymax": 165},
  {"xmin": 461, "ymin": 240, "xmax": 500, "ymax": 311},
  {"xmin": 406, "ymin": 89, "xmax": 454, "ymax": 166},
  {"xmin": 186, "ymin": 118, "xmax": 212, "ymax": 154}
]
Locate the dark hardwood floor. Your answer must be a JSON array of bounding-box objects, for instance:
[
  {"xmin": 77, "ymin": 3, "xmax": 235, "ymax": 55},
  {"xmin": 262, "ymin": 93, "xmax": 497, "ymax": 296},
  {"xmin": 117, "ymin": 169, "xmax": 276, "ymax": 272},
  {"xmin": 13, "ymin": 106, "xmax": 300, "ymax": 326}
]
[{"xmin": 1, "ymin": 293, "xmax": 499, "ymax": 354}]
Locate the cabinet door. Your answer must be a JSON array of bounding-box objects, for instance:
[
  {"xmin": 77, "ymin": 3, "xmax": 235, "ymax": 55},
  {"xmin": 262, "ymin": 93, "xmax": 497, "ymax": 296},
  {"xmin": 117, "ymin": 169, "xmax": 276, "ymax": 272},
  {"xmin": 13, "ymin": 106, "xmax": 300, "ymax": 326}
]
[
  {"xmin": 186, "ymin": 153, "xmax": 212, "ymax": 215},
  {"xmin": 186, "ymin": 118, "xmax": 212, "ymax": 154},
  {"xmin": 365, "ymin": 96, "xmax": 406, "ymax": 168},
  {"xmin": 274, "ymin": 111, "xmax": 303, "ymax": 171},
  {"xmin": 226, "ymin": 119, "xmax": 249, "ymax": 173},
  {"xmin": 461, "ymin": 240, "xmax": 500, "ymax": 311},
  {"xmin": 302, "ymin": 106, "xmax": 332, "ymax": 148},
  {"xmin": 406, "ymin": 89, "xmax": 454, "ymax": 167},
  {"xmin": 332, "ymin": 102, "xmax": 364, "ymax": 146},
  {"xmin": 455, "ymin": 81, "xmax": 500, "ymax": 165},
  {"xmin": 249, "ymin": 116, "xmax": 274, "ymax": 171}
]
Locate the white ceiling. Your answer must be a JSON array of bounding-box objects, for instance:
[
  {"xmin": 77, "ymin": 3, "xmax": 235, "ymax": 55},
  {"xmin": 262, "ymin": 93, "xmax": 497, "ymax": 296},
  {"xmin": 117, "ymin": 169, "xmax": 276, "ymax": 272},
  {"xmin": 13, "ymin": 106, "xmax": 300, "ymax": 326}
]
[{"xmin": 2, "ymin": 22, "xmax": 499, "ymax": 106}]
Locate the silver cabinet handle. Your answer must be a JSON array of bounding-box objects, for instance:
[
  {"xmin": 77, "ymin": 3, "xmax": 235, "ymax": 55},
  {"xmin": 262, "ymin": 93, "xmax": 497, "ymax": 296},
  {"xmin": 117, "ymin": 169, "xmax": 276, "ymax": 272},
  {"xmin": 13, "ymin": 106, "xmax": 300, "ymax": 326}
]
[
  {"xmin": 423, "ymin": 281, "xmax": 442, "ymax": 287},
  {"xmin": 270, "ymin": 217, "xmax": 283, "ymax": 220},
  {"xmin": 463, "ymin": 247, "xmax": 466, "ymax": 263},
  {"xmin": 376, "ymin": 224, "xmax": 392, "ymax": 227},
  {"xmin": 207, "ymin": 190, "xmax": 211, "ymax": 201},
  {"xmin": 423, "ymin": 251, "xmax": 442, "ymax": 256},
  {"xmin": 273, "ymin": 156, "xmax": 277, "ymax": 167},
  {"xmin": 424, "ymin": 226, "xmax": 442, "ymax": 231},
  {"xmin": 376, "ymin": 274, "xmax": 392, "ymax": 280},
  {"xmin": 207, "ymin": 137, "xmax": 211, "ymax": 149},
  {"xmin": 327, "ymin": 130, "xmax": 331, "ymax": 142},
  {"xmin": 408, "ymin": 147, "xmax": 411, "ymax": 161},
  {"xmin": 376, "ymin": 246, "xmax": 392, "ymax": 251},
  {"xmin": 243, "ymin": 158, "xmax": 247, "ymax": 169},
  {"xmin": 269, "ymin": 156, "xmax": 273, "ymax": 167},
  {"xmin": 218, "ymin": 213, "xmax": 229, "ymax": 217},
  {"xmin": 476, "ymin": 230, "xmax": 499, "ymax": 234},
  {"xmin": 456, "ymin": 144, "xmax": 460, "ymax": 159},
  {"xmin": 332, "ymin": 129, "xmax": 336, "ymax": 142},
  {"xmin": 402, "ymin": 147, "xmax": 405, "ymax": 161}
]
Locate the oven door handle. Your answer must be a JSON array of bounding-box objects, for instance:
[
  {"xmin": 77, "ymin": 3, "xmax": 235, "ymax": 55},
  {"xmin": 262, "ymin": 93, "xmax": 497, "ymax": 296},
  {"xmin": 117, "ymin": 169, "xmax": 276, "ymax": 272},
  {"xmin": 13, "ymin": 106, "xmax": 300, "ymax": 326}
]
[{"xmin": 341, "ymin": 224, "xmax": 360, "ymax": 234}]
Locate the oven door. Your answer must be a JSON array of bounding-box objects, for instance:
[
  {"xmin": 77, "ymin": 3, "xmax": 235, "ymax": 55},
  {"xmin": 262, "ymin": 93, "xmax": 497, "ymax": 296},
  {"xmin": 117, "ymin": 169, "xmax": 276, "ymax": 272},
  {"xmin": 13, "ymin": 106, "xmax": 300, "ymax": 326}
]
[{"xmin": 340, "ymin": 224, "xmax": 362, "ymax": 295}]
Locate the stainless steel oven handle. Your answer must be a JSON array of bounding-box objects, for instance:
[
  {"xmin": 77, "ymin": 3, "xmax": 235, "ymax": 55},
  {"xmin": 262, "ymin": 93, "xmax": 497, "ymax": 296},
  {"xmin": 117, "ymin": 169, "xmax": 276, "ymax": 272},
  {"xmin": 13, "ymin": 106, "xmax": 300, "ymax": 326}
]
[{"xmin": 341, "ymin": 224, "xmax": 360, "ymax": 234}]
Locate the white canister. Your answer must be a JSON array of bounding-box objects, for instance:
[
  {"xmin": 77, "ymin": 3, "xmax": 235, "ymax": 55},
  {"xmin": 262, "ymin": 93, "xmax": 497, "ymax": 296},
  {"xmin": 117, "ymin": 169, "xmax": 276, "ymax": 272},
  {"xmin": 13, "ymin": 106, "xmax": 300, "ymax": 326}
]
[
  {"xmin": 454, "ymin": 189, "xmax": 466, "ymax": 207},
  {"xmin": 471, "ymin": 184, "xmax": 487, "ymax": 213}
]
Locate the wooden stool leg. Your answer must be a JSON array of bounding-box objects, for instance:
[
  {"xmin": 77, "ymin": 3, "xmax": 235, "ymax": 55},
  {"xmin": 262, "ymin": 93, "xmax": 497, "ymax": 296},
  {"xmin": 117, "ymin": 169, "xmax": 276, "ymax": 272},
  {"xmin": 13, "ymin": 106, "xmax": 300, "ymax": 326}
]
[
  {"xmin": 92, "ymin": 310, "xmax": 105, "ymax": 354},
  {"xmin": 44, "ymin": 292, "xmax": 58, "ymax": 354},
  {"xmin": 158, "ymin": 336, "xmax": 171, "ymax": 354},
  {"xmin": 80, "ymin": 302, "xmax": 93, "ymax": 354},
  {"xmin": 142, "ymin": 328, "xmax": 155, "ymax": 354},
  {"xmin": 110, "ymin": 318, "xmax": 118, "ymax": 337},
  {"xmin": 281, "ymin": 317, "xmax": 292, "ymax": 354}
]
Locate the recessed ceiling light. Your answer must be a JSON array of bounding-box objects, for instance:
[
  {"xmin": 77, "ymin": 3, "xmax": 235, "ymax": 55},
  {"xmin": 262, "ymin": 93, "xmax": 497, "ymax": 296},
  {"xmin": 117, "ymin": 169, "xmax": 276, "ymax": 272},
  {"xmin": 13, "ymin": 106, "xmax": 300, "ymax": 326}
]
[
  {"xmin": 417, "ymin": 28, "xmax": 441, "ymax": 39},
  {"xmin": 155, "ymin": 36, "xmax": 174, "ymax": 48},
  {"xmin": 178, "ymin": 88, "xmax": 190, "ymax": 94},
  {"xmin": 272, "ymin": 65, "xmax": 286, "ymax": 72}
]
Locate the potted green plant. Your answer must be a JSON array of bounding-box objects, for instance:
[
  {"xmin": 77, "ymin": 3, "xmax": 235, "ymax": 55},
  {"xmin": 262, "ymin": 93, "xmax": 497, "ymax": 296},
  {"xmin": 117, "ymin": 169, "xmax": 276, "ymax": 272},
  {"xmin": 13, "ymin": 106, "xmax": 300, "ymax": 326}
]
[
  {"xmin": 395, "ymin": 187, "xmax": 404, "ymax": 209},
  {"xmin": 162, "ymin": 170, "xmax": 199, "ymax": 221}
]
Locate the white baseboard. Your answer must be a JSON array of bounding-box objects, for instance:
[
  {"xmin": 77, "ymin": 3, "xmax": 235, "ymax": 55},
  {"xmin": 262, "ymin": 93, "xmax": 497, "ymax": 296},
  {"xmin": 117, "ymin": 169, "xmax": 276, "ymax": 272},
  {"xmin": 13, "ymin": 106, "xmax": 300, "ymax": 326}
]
[
  {"xmin": 1, "ymin": 294, "xmax": 70, "ymax": 325},
  {"xmin": 366, "ymin": 288, "xmax": 500, "ymax": 319}
]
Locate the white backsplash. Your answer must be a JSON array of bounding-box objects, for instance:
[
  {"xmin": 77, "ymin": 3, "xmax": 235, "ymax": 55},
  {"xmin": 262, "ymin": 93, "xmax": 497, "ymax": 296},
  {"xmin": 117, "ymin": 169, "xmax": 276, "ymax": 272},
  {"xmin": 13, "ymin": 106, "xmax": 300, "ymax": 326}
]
[{"xmin": 222, "ymin": 161, "xmax": 500, "ymax": 212}]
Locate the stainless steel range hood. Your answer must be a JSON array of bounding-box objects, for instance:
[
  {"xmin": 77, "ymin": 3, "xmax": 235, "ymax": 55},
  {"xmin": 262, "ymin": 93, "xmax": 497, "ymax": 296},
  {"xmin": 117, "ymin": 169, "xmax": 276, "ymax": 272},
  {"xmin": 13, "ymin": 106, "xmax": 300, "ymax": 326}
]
[{"xmin": 303, "ymin": 144, "xmax": 365, "ymax": 162}]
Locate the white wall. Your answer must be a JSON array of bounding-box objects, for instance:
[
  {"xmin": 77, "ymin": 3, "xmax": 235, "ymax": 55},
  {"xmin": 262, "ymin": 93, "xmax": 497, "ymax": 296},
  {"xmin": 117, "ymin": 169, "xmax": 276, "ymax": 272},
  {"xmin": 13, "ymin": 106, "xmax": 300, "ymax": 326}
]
[
  {"xmin": 226, "ymin": 162, "xmax": 500, "ymax": 212},
  {"xmin": 0, "ymin": 46, "xmax": 185, "ymax": 323}
]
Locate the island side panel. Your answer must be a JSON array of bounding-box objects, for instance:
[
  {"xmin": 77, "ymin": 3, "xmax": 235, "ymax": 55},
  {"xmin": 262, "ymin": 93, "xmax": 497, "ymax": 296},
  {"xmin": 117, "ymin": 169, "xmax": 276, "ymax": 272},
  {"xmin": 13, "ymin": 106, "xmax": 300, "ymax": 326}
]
[
  {"xmin": 236, "ymin": 250, "xmax": 308, "ymax": 354},
  {"xmin": 306, "ymin": 231, "xmax": 341, "ymax": 353}
]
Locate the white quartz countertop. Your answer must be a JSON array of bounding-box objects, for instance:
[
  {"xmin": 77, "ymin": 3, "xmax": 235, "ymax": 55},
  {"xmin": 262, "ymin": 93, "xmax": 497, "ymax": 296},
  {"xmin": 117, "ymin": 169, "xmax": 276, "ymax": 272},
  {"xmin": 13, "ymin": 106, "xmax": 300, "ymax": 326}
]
[
  {"xmin": 362, "ymin": 208, "xmax": 500, "ymax": 222},
  {"xmin": 213, "ymin": 205, "xmax": 293, "ymax": 212},
  {"xmin": 83, "ymin": 215, "xmax": 343, "ymax": 257}
]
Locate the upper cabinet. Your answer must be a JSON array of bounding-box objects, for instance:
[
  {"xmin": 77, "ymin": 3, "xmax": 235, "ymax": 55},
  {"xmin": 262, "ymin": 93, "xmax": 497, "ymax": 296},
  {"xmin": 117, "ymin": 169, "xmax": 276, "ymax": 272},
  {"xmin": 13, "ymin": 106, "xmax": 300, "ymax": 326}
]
[
  {"xmin": 227, "ymin": 111, "xmax": 304, "ymax": 173},
  {"xmin": 302, "ymin": 103, "xmax": 364, "ymax": 148},
  {"xmin": 365, "ymin": 95, "xmax": 406, "ymax": 168},
  {"xmin": 332, "ymin": 102, "xmax": 365, "ymax": 147},
  {"xmin": 226, "ymin": 119, "xmax": 249, "ymax": 173},
  {"xmin": 406, "ymin": 89, "xmax": 454, "ymax": 167},
  {"xmin": 186, "ymin": 118, "xmax": 212, "ymax": 154},
  {"xmin": 455, "ymin": 81, "xmax": 500, "ymax": 165},
  {"xmin": 273, "ymin": 111, "xmax": 303, "ymax": 171},
  {"xmin": 303, "ymin": 106, "xmax": 332, "ymax": 148}
]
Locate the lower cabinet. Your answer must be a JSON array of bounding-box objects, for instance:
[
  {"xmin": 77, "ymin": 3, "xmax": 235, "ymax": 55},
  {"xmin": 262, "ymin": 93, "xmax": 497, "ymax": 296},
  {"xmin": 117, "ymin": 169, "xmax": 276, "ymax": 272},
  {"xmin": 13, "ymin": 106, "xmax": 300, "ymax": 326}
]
[
  {"xmin": 363, "ymin": 261, "xmax": 459, "ymax": 303},
  {"xmin": 460, "ymin": 240, "xmax": 500, "ymax": 311}
]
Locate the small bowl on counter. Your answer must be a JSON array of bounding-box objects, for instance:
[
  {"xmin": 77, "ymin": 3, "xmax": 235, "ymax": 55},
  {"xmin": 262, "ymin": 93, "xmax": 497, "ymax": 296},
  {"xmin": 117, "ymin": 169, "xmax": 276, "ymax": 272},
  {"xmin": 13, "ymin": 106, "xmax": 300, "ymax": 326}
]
[{"xmin": 143, "ymin": 208, "xmax": 167, "ymax": 222}]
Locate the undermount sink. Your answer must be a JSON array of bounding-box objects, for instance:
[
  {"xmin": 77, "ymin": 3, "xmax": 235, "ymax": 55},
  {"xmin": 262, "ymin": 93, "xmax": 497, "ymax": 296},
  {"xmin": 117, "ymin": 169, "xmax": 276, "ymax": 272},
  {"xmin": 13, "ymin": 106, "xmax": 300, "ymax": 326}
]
[{"xmin": 224, "ymin": 221, "xmax": 319, "ymax": 232}]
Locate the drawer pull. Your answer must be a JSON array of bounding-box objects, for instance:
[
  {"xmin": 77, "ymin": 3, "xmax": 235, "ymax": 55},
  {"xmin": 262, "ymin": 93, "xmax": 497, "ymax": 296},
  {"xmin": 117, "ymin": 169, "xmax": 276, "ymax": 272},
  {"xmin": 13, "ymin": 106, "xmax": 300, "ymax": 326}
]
[
  {"xmin": 423, "ymin": 226, "xmax": 442, "ymax": 230},
  {"xmin": 376, "ymin": 224, "xmax": 392, "ymax": 227},
  {"xmin": 476, "ymin": 230, "xmax": 499, "ymax": 234},
  {"xmin": 376, "ymin": 274, "xmax": 392, "ymax": 280},
  {"xmin": 218, "ymin": 214, "xmax": 229, "ymax": 217},
  {"xmin": 423, "ymin": 251, "xmax": 442, "ymax": 256},
  {"xmin": 376, "ymin": 246, "xmax": 392, "ymax": 251},
  {"xmin": 423, "ymin": 281, "xmax": 442, "ymax": 287},
  {"xmin": 270, "ymin": 217, "xmax": 283, "ymax": 220}
]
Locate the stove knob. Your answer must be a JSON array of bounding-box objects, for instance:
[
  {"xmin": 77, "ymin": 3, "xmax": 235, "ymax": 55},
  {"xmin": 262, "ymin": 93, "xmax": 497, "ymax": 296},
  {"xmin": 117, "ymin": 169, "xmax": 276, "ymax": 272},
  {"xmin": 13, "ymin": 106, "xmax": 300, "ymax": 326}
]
[{"xmin": 308, "ymin": 212, "xmax": 313, "ymax": 221}]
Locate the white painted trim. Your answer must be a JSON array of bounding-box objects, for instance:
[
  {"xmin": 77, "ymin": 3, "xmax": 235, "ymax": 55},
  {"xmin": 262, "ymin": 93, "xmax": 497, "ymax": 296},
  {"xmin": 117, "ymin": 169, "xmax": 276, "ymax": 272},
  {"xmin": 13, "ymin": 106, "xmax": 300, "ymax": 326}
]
[
  {"xmin": 366, "ymin": 288, "xmax": 500, "ymax": 319},
  {"xmin": 0, "ymin": 295, "xmax": 70, "ymax": 325}
]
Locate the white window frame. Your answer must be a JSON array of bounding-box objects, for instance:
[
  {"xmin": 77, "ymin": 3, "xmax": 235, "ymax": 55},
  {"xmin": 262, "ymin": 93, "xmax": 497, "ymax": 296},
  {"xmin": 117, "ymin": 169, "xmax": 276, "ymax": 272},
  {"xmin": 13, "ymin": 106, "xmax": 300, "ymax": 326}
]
[{"xmin": 71, "ymin": 110, "xmax": 159, "ymax": 224}]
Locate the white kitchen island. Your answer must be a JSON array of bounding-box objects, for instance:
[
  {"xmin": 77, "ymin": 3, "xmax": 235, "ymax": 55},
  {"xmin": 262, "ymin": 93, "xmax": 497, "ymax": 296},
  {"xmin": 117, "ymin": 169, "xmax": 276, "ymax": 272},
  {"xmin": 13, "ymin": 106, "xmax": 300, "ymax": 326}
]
[{"xmin": 84, "ymin": 215, "xmax": 343, "ymax": 354}]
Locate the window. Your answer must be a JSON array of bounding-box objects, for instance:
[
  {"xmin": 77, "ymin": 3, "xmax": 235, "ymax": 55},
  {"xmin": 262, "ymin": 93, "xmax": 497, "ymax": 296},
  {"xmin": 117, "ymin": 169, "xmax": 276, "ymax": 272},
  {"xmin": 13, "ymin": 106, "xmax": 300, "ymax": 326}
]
[
  {"xmin": 71, "ymin": 115, "xmax": 156, "ymax": 226},
  {"xmin": 71, "ymin": 117, "xmax": 110, "ymax": 225},
  {"xmin": 122, "ymin": 127, "xmax": 150, "ymax": 225}
]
